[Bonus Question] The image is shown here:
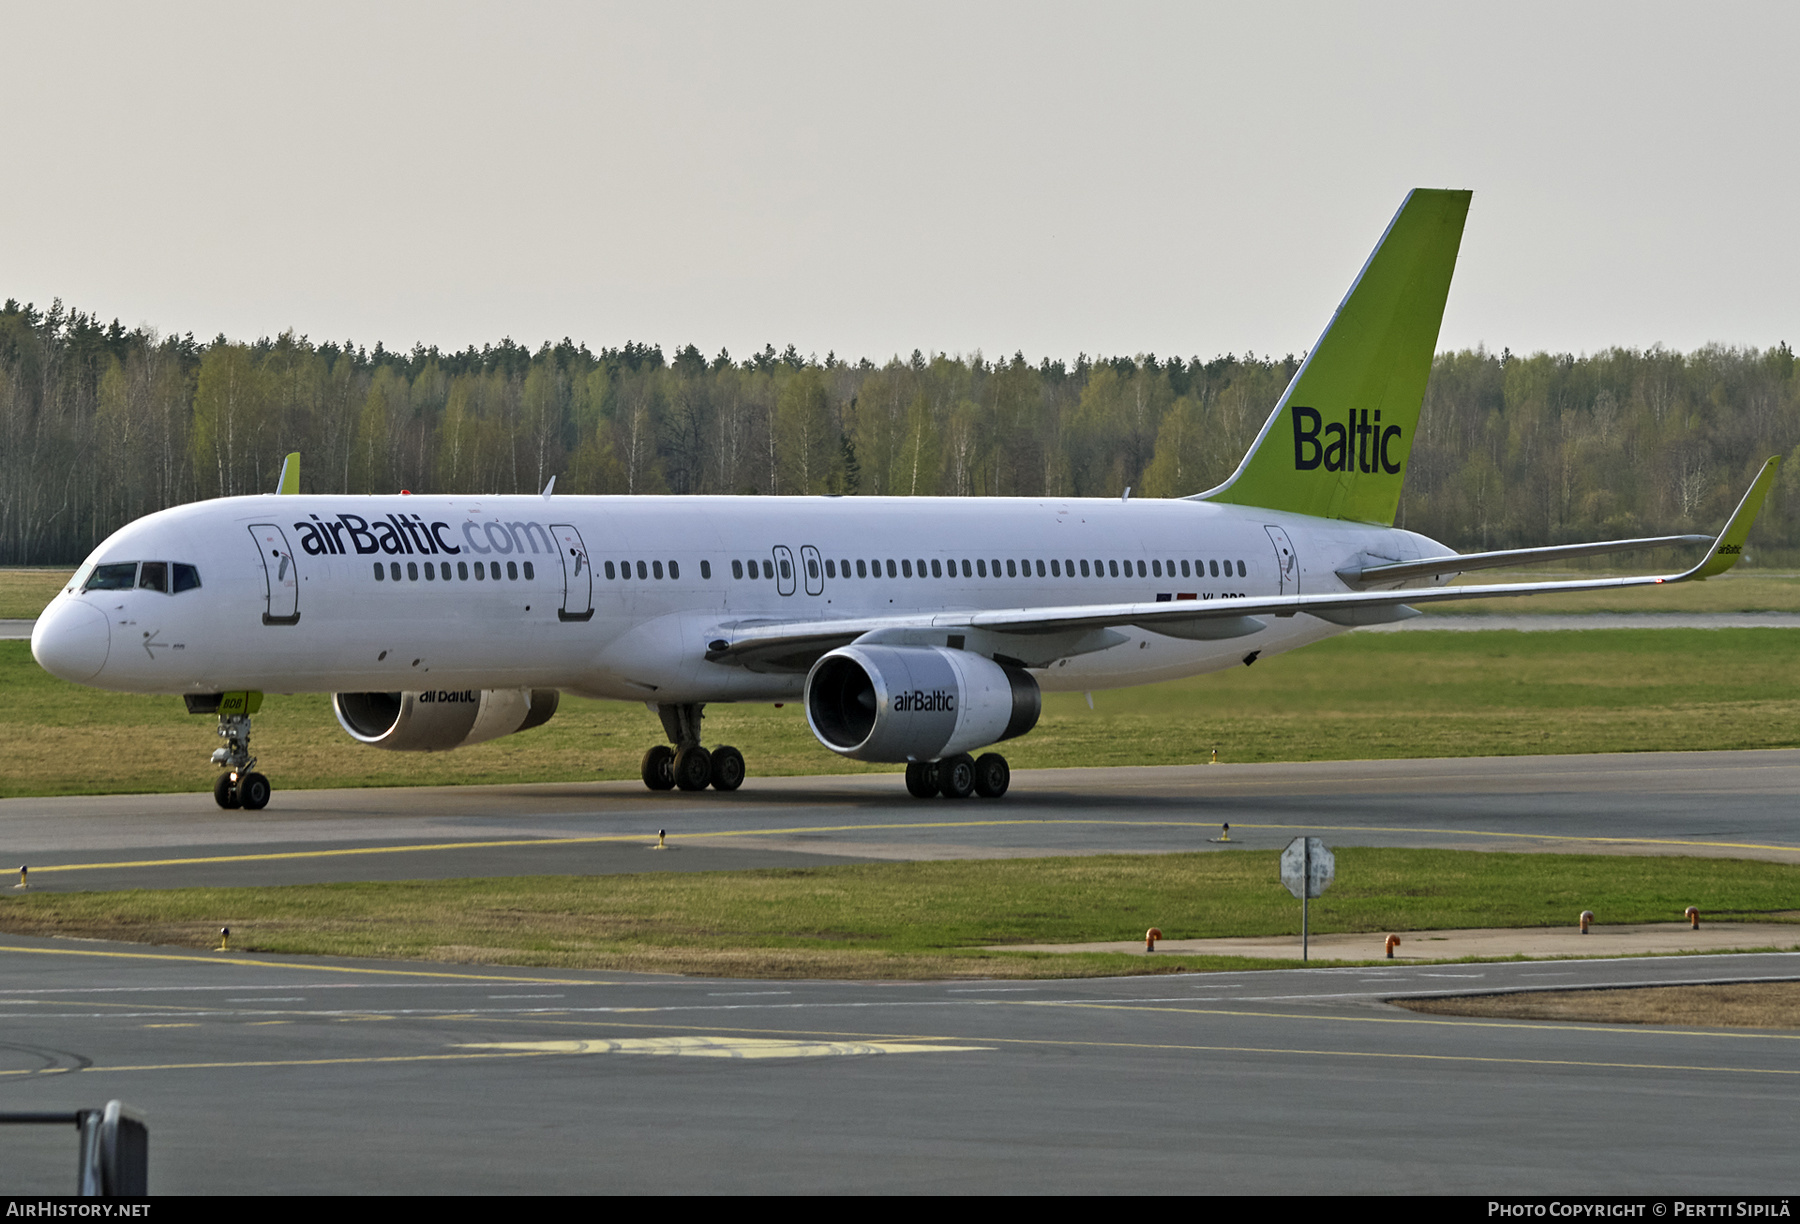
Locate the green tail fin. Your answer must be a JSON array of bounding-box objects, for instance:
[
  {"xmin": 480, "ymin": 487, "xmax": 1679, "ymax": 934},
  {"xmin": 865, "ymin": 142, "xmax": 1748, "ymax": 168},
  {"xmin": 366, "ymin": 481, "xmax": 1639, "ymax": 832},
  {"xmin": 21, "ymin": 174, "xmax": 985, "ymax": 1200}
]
[
  {"xmin": 276, "ymin": 452, "xmax": 300, "ymax": 495},
  {"xmin": 1202, "ymin": 188, "xmax": 1471, "ymax": 524}
]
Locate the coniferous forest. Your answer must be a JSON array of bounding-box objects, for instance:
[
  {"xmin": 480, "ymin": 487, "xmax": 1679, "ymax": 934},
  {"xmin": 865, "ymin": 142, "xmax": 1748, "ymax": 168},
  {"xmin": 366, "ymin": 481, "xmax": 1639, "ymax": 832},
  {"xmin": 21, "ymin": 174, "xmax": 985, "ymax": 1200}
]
[{"xmin": 2, "ymin": 297, "xmax": 1797, "ymax": 566}]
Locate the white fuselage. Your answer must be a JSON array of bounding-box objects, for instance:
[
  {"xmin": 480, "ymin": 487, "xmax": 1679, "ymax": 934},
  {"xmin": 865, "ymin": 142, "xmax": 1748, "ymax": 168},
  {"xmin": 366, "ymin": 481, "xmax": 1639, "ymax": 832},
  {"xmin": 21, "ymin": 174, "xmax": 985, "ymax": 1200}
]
[{"xmin": 33, "ymin": 494, "xmax": 1451, "ymax": 703}]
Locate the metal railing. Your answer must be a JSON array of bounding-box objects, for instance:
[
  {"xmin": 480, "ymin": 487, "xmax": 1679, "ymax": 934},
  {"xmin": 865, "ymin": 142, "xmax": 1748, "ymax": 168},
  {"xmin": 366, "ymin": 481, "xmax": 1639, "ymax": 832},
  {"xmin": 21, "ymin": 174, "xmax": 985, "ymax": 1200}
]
[{"xmin": 0, "ymin": 1101, "xmax": 148, "ymax": 1196}]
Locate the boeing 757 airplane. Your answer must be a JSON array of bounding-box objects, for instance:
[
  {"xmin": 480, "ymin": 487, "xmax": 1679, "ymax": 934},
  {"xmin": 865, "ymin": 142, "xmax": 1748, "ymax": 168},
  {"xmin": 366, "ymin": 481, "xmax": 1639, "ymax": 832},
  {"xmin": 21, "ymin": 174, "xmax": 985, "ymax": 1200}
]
[{"xmin": 30, "ymin": 189, "xmax": 1778, "ymax": 809}]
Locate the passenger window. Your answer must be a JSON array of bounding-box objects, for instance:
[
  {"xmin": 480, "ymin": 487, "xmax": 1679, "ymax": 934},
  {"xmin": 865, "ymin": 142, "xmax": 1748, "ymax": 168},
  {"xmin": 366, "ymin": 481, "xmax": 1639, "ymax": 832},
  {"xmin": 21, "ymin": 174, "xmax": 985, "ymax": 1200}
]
[
  {"xmin": 373, "ymin": 563, "xmax": 384, "ymax": 581},
  {"xmin": 471, "ymin": 562, "xmax": 481, "ymax": 581},
  {"xmin": 1151, "ymin": 560, "xmax": 1161, "ymax": 578},
  {"xmin": 459, "ymin": 562, "xmax": 470, "ymax": 580},
  {"xmin": 650, "ymin": 561, "xmax": 662, "ymax": 579},
  {"xmin": 1180, "ymin": 560, "xmax": 1190, "ymax": 578},
  {"xmin": 779, "ymin": 559, "xmax": 791, "ymax": 579},
  {"xmin": 173, "ymin": 563, "xmax": 201, "ymax": 593},
  {"xmin": 931, "ymin": 559, "xmax": 941, "ymax": 578},
  {"xmin": 1210, "ymin": 560, "xmax": 1219, "ymax": 577},
  {"xmin": 731, "ymin": 560, "xmax": 742, "ymax": 579},
  {"xmin": 637, "ymin": 561, "xmax": 648, "ymax": 580},
  {"xmin": 407, "ymin": 562, "xmax": 419, "ymax": 581},
  {"xmin": 1006, "ymin": 560, "xmax": 1016, "ymax": 577},
  {"xmin": 1238, "ymin": 560, "xmax": 1247, "ymax": 577},
  {"xmin": 901, "ymin": 559, "xmax": 913, "ymax": 578},
  {"xmin": 138, "ymin": 561, "xmax": 169, "ymax": 593},
  {"xmin": 607, "ymin": 561, "xmax": 618, "ymax": 580},
  {"xmin": 392, "ymin": 562, "xmax": 404, "ymax": 581},
  {"xmin": 1050, "ymin": 560, "xmax": 1060, "ymax": 577},
  {"xmin": 1080, "ymin": 559, "xmax": 1090, "ymax": 577},
  {"xmin": 977, "ymin": 559, "xmax": 987, "ymax": 577},
  {"xmin": 524, "ymin": 561, "xmax": 535, "ymax": 580},
  {"xmin": 825, "ymin": 560, "xmax": 835, "ymax": 578},
  {"xmin": 1035, "ymin": 560, "xmax": 1046, "ymax": 578},
  {"xmin": 668, "ymin": 561, "xmax": 677, "ymax": 579},
  {"xmin": 508, "ymin": 561, "xmax": 519, "ymax": 580},
  {"xmin": 83, "ymin": 563, "xmax": 137, "ymax": 592},
  {"xmin": 700, "ymin": 560, "xmax": 710, "ymax": 580},
  {"xmin": 1065, "ymin": 558, "xmax": 1075, "ymax": 576},
  {"xmin": 885, "ymin": 559, "xmax": 896, "ymax": 578},
  {"xmin": 1137, "ymin": 560, "xmax": 1147, "ymax": 577},
  {"xmin": 807, "ymin": 558, "xmax": 819, "ymax": 579},
  {"xmin": 857, "ymin": 559, "xmax": 868, "ymax": 578},
  {"xmin": 916, "ymin": 558, "xmax": 927, "ymax": 577}
]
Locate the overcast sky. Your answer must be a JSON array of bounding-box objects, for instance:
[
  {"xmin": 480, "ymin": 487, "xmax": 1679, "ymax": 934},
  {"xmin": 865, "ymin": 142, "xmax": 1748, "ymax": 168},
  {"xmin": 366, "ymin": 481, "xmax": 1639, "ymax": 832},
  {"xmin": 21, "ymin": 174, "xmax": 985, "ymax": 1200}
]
[{"xmin": 2, "ymin": 2, "xmax": 1794, "ymax": 364}]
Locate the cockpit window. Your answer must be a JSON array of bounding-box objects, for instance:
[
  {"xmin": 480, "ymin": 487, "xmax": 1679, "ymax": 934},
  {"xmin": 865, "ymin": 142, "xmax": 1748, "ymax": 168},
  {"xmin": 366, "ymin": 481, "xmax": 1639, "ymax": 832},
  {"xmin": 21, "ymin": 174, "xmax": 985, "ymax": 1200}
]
[
  {"xmin": 81, "ymin": 561, "xmax": 201, "ymax": 594},
  {"xmin": 84, "ymin": 563, "xmax": 138, "ymax": 591}
]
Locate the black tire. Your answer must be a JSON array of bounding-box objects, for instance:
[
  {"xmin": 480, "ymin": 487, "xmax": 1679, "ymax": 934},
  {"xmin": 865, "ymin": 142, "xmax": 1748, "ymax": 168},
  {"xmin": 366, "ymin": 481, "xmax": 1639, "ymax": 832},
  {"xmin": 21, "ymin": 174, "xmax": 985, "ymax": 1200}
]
[
  {"xmin": 904, "ymin": 761, "xmax": 939, "ymax": 798},
  {"xmin": 673, "ymin": 745, "xmax": 713, "ymax": 792},
  {"xmin": 238, "ymin": 772, "xmax": 272, "ymax": 811},
  {"xmin": 710, "ymin": 745, "xmax": 746, "ymax": 791},
  {"xmin": 213, "ymin": 773, "xmax": 241, "ymax": 810},
  {"xmin": 973, "ymin": 752, "xmax": 1010, "ymax": 798},
  {"xmin": 641, "ymin": 745, "xmax": 676, "ymax": 791},
  {"xmin": 938, "ymin": 753, "xmax": 977, "ymax": 799}
]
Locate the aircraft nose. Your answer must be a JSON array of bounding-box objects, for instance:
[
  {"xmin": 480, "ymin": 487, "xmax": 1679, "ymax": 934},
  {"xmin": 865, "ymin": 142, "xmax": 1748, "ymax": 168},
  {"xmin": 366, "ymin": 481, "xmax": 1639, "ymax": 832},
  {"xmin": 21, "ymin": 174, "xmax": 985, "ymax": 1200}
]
[{"xmin": 31, "ymin": 599, "xmax": 110, "ymax": 683}]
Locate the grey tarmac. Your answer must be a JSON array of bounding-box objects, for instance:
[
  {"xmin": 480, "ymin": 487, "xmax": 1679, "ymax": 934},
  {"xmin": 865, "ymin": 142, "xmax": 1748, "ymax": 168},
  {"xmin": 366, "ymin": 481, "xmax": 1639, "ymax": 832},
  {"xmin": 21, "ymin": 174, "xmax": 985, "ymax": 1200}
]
[
  {"xmin": 4, "ymin": 750, "xmax": 1800, "ymax": 892},
  {"xmin": 1, "ymin": 935, "xmax": 1797, "ymax": 1194},
  {"xmin": 4, "ymin": 752, "xmax": 1799, "ymax": 1193}
]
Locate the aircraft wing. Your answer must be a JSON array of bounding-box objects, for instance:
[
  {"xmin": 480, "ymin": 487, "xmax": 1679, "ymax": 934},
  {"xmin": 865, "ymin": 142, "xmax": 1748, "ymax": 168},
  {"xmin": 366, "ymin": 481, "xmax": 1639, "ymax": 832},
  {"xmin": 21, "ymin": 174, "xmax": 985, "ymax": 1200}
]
[{"xmin": 705, "ymin": 457, "xmax": 1778, "ymax": 673}]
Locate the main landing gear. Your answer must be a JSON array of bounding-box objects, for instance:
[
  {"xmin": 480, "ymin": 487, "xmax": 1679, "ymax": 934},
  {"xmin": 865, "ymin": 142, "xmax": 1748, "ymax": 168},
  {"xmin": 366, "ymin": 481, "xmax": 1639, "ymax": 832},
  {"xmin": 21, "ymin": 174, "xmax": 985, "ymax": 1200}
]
[
  {"xmin": 640, "ymin": 703, "xmax": 746, "ymax": 792},
  {"xmin": 210, "ymin": 711, "xmax": 271, "ymax": 811},
  {"xmin": 904, "ymin": 752, "xmax": 1010, "ymax": 800}
]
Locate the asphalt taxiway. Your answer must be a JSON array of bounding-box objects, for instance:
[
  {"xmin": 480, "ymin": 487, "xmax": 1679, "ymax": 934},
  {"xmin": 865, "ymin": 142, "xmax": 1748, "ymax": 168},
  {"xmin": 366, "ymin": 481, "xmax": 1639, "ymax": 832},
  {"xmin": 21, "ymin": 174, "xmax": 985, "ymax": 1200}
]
[
  {"xmin": 4, "ymin": 751, "xmax": 1798, "ymax": 1193},
  {"xmin": 2, "ymin": 936, "xmax": 1797, "ymax": 1194},
  {"xmin": 4, "ymin": 750, "xmax": 1799, "ymax": 893}
]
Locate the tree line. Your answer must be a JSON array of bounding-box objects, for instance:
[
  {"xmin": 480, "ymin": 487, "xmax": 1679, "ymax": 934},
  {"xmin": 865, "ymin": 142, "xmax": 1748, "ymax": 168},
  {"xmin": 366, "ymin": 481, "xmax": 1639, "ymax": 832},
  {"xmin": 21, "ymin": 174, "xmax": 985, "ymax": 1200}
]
[{"xmin": 3, "ymin": 297, "xmax": 1797, "ymax": 566}]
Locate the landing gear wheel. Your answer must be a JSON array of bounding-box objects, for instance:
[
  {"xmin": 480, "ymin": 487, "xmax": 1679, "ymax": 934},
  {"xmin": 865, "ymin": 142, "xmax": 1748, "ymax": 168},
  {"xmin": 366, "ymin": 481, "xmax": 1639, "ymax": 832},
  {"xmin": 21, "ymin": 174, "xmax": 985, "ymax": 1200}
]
[
  {"xmin": 973, "ymin": 753, "xmax": 1010, "ymax": 798},
  {"xmin": 641, "ymin": 745, "xmax": 675, "ymax": 791},
  {"xmin": 938, "ymin": 753, "xmax": 977, "ymax": 799},
  {"xmin": 213, "ymin": 773, "xmax": 242, "ymax": 810},
  {"xmin": 904, "ymin": 762, "xmax": 939, "ymax": 798},
  {"xmin": 673, "ymin": 745, "xmax": 713, "ymax": 792},
  {"xmin": 709, "ymin": 745, "xmax": 745, "ymax": 791},
  {"xmin": 238, "ymin": 772, "xmax": 272, "ymax": 811}
]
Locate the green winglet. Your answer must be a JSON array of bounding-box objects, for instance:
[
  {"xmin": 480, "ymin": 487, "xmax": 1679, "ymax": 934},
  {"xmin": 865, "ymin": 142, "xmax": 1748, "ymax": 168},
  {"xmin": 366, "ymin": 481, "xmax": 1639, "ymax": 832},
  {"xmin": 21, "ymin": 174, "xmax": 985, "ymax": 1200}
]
[
  {"xmin": 275, "ymin": 452, "xmax": 300, "ymax": 495},
  {"xmin": 1680, "ymin": 456, "xmax": 1780, "ymax": 581}
]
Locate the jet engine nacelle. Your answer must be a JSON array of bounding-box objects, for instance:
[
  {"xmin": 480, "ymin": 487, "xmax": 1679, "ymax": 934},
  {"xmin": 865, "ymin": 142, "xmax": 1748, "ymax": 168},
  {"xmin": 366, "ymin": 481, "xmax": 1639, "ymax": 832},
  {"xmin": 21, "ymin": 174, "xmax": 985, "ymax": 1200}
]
[
  {"xmin": 804, "ymin": 645, "xmax": 1039, "ymax": 763},
  {"xmin": 332, "ymin": 688, "xmax": 560, "ymax": 752}
]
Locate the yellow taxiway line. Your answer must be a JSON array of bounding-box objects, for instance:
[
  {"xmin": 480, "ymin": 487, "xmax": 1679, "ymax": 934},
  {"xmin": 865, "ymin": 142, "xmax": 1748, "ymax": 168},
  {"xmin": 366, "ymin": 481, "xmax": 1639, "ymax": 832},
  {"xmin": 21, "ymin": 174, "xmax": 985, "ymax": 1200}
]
[{"xmin": 19, "ymin": 818, "xmax": 1800, "ymax": 876}]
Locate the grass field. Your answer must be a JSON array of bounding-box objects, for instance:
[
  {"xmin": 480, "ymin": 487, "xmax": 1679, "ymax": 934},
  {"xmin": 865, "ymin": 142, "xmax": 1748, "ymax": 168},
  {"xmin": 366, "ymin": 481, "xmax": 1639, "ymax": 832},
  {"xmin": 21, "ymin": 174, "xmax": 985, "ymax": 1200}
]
[
  {"xmin": 5, "ymin": 626, "xmax": 1799, "ymax": 797},
  {"xmin": 1399, "ymin": 982, "xmax": 1800, "ymax": 1028},
  {"xmin": 0, "ymin": 569, "xmax": 71, "ymax": 619},
  {"xmin": 3, "ymin": 849, "xmax": 1794, "ymax": 978}
]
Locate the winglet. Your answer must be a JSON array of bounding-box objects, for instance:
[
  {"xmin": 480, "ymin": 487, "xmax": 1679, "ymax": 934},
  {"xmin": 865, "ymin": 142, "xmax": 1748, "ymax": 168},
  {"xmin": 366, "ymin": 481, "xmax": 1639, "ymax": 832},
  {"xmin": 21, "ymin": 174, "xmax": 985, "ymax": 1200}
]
[
  {"xmin": 275, "ymin": 452, "xmax": 300, "ymax": 495},
  {"xmin": 541, "ymin": 475, "xmax": 557, "ymax": 499},
  {"xmin": 1674, "ymin": 456, "xmax": 1780, "ymax": 582}
]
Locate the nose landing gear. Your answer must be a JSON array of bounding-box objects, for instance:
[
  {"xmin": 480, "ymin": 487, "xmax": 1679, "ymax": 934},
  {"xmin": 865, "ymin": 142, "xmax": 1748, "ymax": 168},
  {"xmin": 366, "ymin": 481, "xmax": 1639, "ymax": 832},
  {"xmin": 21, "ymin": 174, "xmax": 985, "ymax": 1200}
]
[{"xmin": 208, "ymin": 710, "xmax": 271, "ymax": 811}]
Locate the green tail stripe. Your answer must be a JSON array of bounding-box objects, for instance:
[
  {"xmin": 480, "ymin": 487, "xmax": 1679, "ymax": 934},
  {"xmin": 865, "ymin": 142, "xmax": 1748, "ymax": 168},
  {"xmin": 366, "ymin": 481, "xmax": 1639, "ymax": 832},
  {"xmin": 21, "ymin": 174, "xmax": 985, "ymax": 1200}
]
[{"xmin": 1203, "ymin": 188, "xmax": 1471, "ymax": 524}]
